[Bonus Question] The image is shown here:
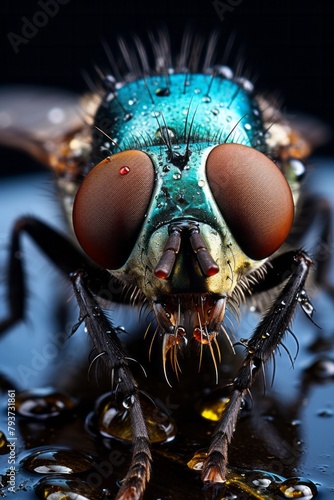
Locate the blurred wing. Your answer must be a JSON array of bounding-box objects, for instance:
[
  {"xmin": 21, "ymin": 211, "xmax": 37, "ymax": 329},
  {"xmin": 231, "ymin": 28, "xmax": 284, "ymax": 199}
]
[
  {"xmin": 287, "ymin": 113, "xmax": 333, "ymax": 151},
  {"xmin": 0, "ymin": 85, "xmax": 94, "ymax": 173}
]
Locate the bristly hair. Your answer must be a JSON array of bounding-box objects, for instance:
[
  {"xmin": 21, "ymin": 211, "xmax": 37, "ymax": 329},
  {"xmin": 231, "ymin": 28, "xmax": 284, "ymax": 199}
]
[{"xmin": 85, "ymin": 27, "xmax": 255, "ymax": 93}]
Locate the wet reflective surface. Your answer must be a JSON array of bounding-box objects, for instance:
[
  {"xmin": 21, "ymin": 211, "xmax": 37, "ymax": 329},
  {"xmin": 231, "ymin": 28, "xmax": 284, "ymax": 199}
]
[
  {"xmin": 16, "ymin": 389, "xmax": 77, "ymax": 420},
  {"xmin": 1, "ymin": 161, "xmax": 334, "ymax": 498},
  {"xmin": 21, "ymin": 448, "xmax": 94, "ymax": 474}
]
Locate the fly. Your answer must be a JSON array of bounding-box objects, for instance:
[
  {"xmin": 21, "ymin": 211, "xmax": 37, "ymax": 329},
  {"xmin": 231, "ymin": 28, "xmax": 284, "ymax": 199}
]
[{"xmin": 0, "ymin": 30, "xmax": 331, "ymax": 499}]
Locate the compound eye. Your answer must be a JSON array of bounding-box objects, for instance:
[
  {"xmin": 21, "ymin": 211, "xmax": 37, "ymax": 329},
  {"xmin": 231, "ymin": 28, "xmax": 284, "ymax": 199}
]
[
  {"xmin": 73, "ymin": 150, "xmax": 154, "ymax": 269},
  {"xmin": 206, "ymin": 143, "xmax": 294, "ymax": 260}
]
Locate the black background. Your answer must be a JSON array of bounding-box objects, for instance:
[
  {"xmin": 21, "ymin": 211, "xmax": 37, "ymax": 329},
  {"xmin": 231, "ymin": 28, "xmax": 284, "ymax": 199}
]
[{"xmin": 1, "ymin": 0, "xmax": 334, "ymax": 174}]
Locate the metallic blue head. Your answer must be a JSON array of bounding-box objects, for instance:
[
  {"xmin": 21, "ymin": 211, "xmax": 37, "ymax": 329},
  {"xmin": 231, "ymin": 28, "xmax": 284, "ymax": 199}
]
[{"xmin": 73, "ymin": 64, "xmax": 295, "ymax": 379}]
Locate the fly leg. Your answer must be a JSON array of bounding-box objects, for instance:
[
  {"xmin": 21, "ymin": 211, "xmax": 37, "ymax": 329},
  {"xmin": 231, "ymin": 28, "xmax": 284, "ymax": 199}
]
[
  {"xmin": 71, "ymin": 270, "xmax": 151, "ymax": 500},
  {"xmin": 0, "ymin": 216, "xmax": 121, "ymax": 334},
  {"xmin": 201, "ymin": 251, "xmax": 312, "ymax": 483}
]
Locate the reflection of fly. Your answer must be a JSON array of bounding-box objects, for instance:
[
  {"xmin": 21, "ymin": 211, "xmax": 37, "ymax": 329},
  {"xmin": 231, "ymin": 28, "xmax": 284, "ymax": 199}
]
[{"xmin": 0, "ymin": 31, "xmax": 331, "ymax": 499}]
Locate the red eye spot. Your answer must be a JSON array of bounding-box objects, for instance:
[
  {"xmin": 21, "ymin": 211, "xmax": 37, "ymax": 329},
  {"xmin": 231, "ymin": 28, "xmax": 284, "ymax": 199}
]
[
  {"xmin": 119, "ymin": 166, "xmax": 130, "ymax": 175},
  {"xmin": 206, "ymin": 143, "xmax": 294, "ymax": 260},
  {"xmin": 73, "ymin": 150, "xmax": 154, "ymax": 269}
]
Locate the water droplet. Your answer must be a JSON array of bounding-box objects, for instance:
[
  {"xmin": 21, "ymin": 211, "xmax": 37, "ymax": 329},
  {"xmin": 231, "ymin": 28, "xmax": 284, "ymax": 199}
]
[
  {"xmin": 194, "ymin": 88, "xmax": 201, "ymax": 94},
  {"xmin": 151, "ymin": 111, "xmax": 160, "ymax": 117},
  {"xmin": 197, "ymin": 387, "xmax": 231, "ymax": 421},
  {"xmin": 122, "ymin": 395, "xmax": 135, "ymax": 409},
  {"xmin": 198, "ymin": 180, "xmax": 205, "ymax": 187},
  {"xmin": 306, "ymin": 358, "xmax": 334, "ymax": 381},
  {"xmin": 92, "ymin": 306, "xmax": 101, "ymax": 317},
  {"xmin": 235, "ymin": 77, "xmax": 254, "ymax": 93},
  {"xmin": 317, "ymin": 408, "xmax": 333, "ymax": 418},
  {"xmin": 94, "ymin": 392, "xmax": 176, "ymax": 444},
  {"xmin": 16, "ymin": 388, "xmax": 76, "ymax": 420},
  {"xmin": 119, "ymin": 166, "xmax": 130, "ymax": 175},
  {"xmin": 155, "ymin": 126, "xmax": 176, "ymax": 142},
  {"xmin": 290, "ymin": 159, "xmax": 306, "ymax": 179},
  {"xmin": 211, "ymin": 108, "xmax": 219, "ymax": 116},
  {"xmin": 22, "ymin": 448, "xmax": 93, "ymax": 474},
  {"xmin": 252, "ymin": 472, "xmax": 272, "ymax": 489},
  {"xmin": 244, "ymin": 123, "xmax": 252, "ymax": 130},
  {"xmin": 217, "ymin": 65, "xmax": 234, "ymax": 79},
  {"xmin": 34, "ymin": 477, "xmax": 103, "ymax": 500},
  {"xmin": 187, "ymin": 450, "xmax": 207, "ymax": 471},
  {"xmin": 155, "ymin": 87, "xmax": 170, "ymax": 97},
  {"xmin": 278, "ymin": 477, "xmax": 317, "ymax": 498},
  {"xmin": 163, "ymin": 165, "xmax": 170, "ymax": 172},
  {"xmin": 226, "ymin": 115, "xmax": 232, "ymax": 122},
  {"xmin": 173, "ymin": 173, "xmax": 182, "ymax": 180},
  {"xmin": 202, "ymin": 95, "xmax": 211, "ymax": 103}
]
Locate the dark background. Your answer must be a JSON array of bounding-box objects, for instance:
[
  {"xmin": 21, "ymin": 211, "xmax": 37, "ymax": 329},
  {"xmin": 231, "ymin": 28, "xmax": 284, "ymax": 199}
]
[
  {"xmin": 1, "ymin": 0, "xmax": 334, "ymax": 174},
  {"xmin": 1, "ymin": 4, "xmax": 334, "ymax": 498}
]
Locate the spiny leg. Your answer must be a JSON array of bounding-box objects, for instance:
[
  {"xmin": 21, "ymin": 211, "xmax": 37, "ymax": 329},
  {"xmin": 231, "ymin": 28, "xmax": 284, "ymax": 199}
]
[
  {"xmin": 201, "ymin": 251, "xmax": 312, "ymax": 483},
  {"xmin": 71, "ymin": 270, "xmax": 151, "ymax": 500},
  {"xmin": 0, "ymin": 216, "xmax": 125, "ymax": 335}
]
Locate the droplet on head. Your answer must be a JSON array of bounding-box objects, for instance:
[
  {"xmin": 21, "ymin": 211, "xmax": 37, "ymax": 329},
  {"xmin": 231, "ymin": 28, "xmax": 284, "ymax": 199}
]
[
  {"xmin": 119, "ymin": 166, "xmax": 130, "ymax": 175},
  {"xmin": 235, "ymin": 77, "xmax": 254, "ymax": 93},
  {"xmin": 217, "ymin": 65, "xmax": 234, "ymax": 79},
  {"xmin": 155, "ymin": 87, "xmax": 170, "ymax": 97}
]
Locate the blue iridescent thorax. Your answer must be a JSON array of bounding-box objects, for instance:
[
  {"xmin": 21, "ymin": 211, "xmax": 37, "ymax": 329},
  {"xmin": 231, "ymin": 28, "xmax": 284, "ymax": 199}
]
[{"xmin": 94, "ymin": 73, "xmax": 265, "ymax": 154}]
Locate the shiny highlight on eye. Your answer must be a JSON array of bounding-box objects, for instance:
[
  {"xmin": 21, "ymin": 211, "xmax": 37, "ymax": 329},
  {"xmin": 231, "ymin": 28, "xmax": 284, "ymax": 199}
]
[{"xmin": 73, "ymin": 150, "xmax": 154, "ymax": 269}]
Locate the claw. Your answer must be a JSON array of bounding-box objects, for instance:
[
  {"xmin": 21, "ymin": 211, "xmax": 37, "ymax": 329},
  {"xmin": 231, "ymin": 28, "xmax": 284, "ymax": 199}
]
[{"xmin": 202, "ymin": 451, "xmax": 226, "ymax": 483}]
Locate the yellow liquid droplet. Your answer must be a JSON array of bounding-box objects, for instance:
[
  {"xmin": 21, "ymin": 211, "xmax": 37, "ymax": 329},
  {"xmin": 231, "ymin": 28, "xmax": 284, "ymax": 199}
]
[
  {"xmin": 97, "ymin": 393, "xmax": 176, "ymax": 444},
  {"xmin": 187, "ymin": 450, "xmax": 207, "ymax": 471}
]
